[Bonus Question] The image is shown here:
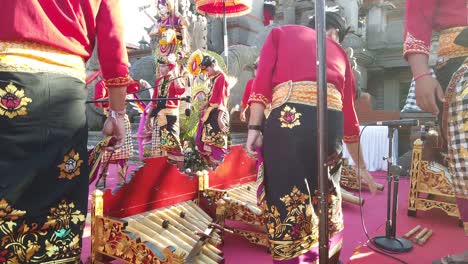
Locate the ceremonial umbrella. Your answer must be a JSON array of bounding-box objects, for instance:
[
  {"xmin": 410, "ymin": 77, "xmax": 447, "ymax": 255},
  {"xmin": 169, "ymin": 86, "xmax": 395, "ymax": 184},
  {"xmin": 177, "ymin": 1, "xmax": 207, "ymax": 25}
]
[{"xmin": 194, "ymin": 0, "xmax": 252, "ymax": 66}]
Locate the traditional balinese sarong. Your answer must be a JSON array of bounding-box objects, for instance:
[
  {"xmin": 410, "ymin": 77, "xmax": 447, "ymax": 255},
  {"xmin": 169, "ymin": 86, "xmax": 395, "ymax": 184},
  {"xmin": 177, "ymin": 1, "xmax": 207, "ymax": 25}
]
[
  {"xmin": 100, "ymin": 114, "xmax": 133, "ymax": 183},
  {"xmin": 195, "ymin": 106, "xmax": 229, "ymax": 165},
  {"xmin": 102, "ymin": 114, "xmax": 133, "ymax": 161},
  {"xmin": 151, "ymin": 107, "xmax": 183, "ymax": 162},
  {"xmin": 259, "ymin": 81, "xmax": 344, "ymax": 262},
  {"xmin": 0, "ymin": 72, "xmax": 88, "ymax": 263},
  {"xmin": 436, "ymin": 27, "xmax": 468, "ymax": 233},
  {"xmin": 102, "ymin": 114, "xmax": 133, "ymax": 162}
]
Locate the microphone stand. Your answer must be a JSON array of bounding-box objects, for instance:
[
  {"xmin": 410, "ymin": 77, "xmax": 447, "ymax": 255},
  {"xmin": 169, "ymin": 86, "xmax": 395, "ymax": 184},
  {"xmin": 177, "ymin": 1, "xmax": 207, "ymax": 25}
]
[
  {"xmin": 314, "ymin": 0, "xmax": 329, "ymax": 262},
  {"xmin": 372, "ymin": 126, "xmax": 412, "ymax": 252}
]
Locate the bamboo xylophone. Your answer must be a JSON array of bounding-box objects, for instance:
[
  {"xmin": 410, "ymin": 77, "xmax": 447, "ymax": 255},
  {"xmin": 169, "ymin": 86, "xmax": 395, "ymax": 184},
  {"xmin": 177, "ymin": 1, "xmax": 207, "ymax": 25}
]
[
  {"xmin": 91, "ymin": 156, "xmax": 228, "ymax": 264},
  {"xmin": 340, "ymin": 159, "xmax": 385, "ymax": 192},
  {"xmin": 200, "ymin": 170, "xmax": 367, "ymax": 248}
]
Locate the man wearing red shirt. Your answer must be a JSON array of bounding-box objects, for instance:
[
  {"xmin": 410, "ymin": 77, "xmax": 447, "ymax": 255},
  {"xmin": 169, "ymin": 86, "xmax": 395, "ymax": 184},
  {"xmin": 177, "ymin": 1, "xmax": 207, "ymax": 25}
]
[
  {"xmin": 240, "ymin": 58, "xmax": 258, "ymax": 122},
  {"xmin": 0, "ymin": 1, "xmax": 130, "ymax": 262},
  {"xmin": 94, "ymin": 80, "xmax": 138, "ymax": 188},
  {"xmin": 145, "ymin": 57, "xmax": 185, "ymax": 167},
  {"xmin": 245, "ymin": 12, "xmax": 377, "ymax": 264},
  {"xmin": 195, "ymin": 55, "xmax": 230, "ymax": 167},
  {"xmin": 404, "ymin": 0, "xmax": 467, "ymax": 263}
]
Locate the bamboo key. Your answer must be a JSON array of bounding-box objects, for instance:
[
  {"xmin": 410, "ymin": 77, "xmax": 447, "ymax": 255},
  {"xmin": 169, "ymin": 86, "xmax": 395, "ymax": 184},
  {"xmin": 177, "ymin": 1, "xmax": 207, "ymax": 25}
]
[
  {"xmin": 154, "ymin": 210, "xmax": 224, "ymax": 257},
  {"xmin": 129, "ymin": 212, "xmax": 222, "ymax": 263},
  {"xmin": 417, "ymin": 229, "xmax": 433, "ymax": 245},
  {"xmin": 412, "ymin": 227, "xmax": 428, "ymax": 243},
  {"xmin": 144, "ymin": 213, "xmax": 223, "ymax": 263},
  {"xmin": 403, "ymin": 225, "xmax": 421, "ymax": 238}
]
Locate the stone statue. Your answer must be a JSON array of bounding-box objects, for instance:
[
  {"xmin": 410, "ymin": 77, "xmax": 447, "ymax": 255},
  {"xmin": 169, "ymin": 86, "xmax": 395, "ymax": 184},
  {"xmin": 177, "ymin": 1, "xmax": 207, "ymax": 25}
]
[{"xmin": 178, "ymin": 0, "xmax": 208, "ymax": 52}]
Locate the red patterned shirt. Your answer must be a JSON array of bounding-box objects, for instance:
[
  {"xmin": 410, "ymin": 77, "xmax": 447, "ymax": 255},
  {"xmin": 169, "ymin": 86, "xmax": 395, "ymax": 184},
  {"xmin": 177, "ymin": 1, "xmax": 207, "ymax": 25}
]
[
  {"xmin": 153, "ymin": 76, "xmax": 185, "ymax": 109},
  {"xmin": 403, "ymin": 0, "xmax": 468, "ymax": 58},
  {"xmin": 249, "ymin": 25, "xmax": 360, "ymax": 143},
  {"xmin": 0, "ymin": 0, "xmax": 131, "ymax": 87},
  {"xmin": 208, "ymin": 72, "xmax": 230, "ymax": 111},
  {"xmin": 241, "ymin": 79, "xmax": 254, "ymax": 108}
]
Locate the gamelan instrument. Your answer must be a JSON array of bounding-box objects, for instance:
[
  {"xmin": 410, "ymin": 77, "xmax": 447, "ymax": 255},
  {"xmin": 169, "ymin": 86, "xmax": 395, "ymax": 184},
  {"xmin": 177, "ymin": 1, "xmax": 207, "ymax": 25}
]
[
  {"xmin": 407, "ymin": 123, "xmax": 460, "ymax": 221},
  {"xmin": 198, "ymin": 148, "xmax": 367, "ymax": 248},
  {"xmin": 91, "ymin": 151, "xmax": 241, "ymax": 263},
  {"xmin": 340, "ymin": 158, "xmax": 384, "ymax": 192}
]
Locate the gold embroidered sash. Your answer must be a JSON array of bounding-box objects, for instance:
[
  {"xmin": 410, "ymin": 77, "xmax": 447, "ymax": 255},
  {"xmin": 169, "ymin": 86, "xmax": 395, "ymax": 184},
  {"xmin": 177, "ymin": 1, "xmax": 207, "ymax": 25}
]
[
  {"xmin": 271, "ymin": 81, "xmax": 342, "ymax": 111},
  {"xmin": 0, "ymin": 41, "xmax": 86, "ymax": 82},
  {"xmin": 438, "ymin": 26, "xmax": 468, "ymax": 60}
]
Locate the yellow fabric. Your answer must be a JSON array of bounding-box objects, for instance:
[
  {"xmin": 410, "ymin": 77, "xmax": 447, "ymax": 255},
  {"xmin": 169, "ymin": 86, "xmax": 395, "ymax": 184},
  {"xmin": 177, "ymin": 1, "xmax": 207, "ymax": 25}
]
[
  {"xmin": 438, "ymin": 27, "xmax": 468, "ymax": 60},
  {"xmin": 271, "ymin": 81, "xmax": 342, "ymax": 112},
  {"xmin": 0, "ymin": 41, "xmax": 86, "ymax": 82}
]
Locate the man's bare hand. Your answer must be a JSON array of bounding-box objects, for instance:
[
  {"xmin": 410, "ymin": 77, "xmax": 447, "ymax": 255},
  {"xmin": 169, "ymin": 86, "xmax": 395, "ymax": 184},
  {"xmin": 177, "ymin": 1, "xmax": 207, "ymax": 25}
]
[
  {"xmin": 357, "ymin": 168, "xmax": 378, "ymax": 195},
  {"xmin": 102, "ymin": 115, "xmax": 125, "ymax": 151},
  {"xmin": 240, "ymin": 109, "xmax": 247, "ymax": 122},
  {"xmin": 245, "ymin": 129, "xmax": 262, "ymax": 159},
  {"xmin": 415, "ymin": 76, "xmax": 445, "ymax": 115}
]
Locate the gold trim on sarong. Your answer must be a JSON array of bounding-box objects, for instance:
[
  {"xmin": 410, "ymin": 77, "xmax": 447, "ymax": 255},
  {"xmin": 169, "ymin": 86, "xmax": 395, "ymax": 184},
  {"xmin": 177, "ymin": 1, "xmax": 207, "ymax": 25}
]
[
  {"xmin": 438, "ymin": 27, "xmax": 468, "ymax": 60},
  {"xmin": 271, "ymin": 81, "xmax": 342, "ymax": 111},
  {"xmin": 0, "ymin": 41, "xmax": 86, "ymax": 81}
]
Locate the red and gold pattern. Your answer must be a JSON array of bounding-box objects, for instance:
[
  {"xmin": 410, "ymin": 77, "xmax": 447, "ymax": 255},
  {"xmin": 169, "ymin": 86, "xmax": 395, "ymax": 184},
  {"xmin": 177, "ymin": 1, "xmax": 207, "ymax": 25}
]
[
  {"xmin": 248, "ymin": 92, "xmax": 270, "ymax": 108},
  {"xmin": 104, "ymin": 74, "xmax": 134, "ymax": 88},
  {"xmin": 279, "ymin": 105, "xmax": 302, "ymax": 129},
  {"xmin": 408, "ymin": 139, "xmax": 460, "ymax": 219},
  {"xmin": 438, "ymin": 27, "xmax": 468, "ymax": 59},
  {"xmin": 0, "ymin": 199, "xmax": 85, "ymax": 263},
  {"xmin": 202, "ymin": 123, "xmax": 228, "ymax": 149},
  {"xmin": 0, "ymin": 82, "xmax": 32, "ymax": 119},
  {"xmin": 57, "ymin": 149, "xmax": 83, "ymax": 180},
  {"xmin": 403, "ymin": 32, "xmax": 430, "ymax": 57},
  {"xmin": 0, "ymin": 41, "xmax": 86, "ymax": 81},
  {"xmin": 271, "ymin": 81, "xmax": 342, "ymax": 112},
  {"xmin": 343, "ymin": 134, "xmax": 360, "ymax": 143}
]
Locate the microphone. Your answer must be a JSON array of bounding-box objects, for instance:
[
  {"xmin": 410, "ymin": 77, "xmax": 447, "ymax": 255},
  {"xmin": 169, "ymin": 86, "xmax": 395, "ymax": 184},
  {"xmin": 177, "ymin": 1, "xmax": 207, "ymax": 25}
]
[
  {"xmin": 183, "ymin": 79, "xmax": 192, "ymax": 117},
  {"xmin": 364, "ymin": 119, "xmax": 419, "ymax": 127},
  {"xmin": 185, "ymin": 105, "xmax": 192, "ymax": 116}
]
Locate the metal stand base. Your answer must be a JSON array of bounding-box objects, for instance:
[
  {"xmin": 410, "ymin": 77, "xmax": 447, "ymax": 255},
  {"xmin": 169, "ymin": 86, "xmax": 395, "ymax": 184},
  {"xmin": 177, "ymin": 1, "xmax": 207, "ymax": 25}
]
[{"xmin": 372, "ymin": 236, "xmax": 413, "ymax": 253}]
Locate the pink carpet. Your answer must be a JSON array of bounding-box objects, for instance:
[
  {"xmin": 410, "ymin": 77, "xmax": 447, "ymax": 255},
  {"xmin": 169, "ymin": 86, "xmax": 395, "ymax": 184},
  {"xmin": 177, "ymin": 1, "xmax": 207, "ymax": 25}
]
[{"xmin": 82, "ymin": 169, "xmax": 468, "ymax": 263}]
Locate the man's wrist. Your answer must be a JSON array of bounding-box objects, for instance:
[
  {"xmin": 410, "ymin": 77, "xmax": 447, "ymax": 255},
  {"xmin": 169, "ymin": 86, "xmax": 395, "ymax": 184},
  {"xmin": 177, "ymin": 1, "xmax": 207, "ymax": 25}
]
[
  {"xmin": 248, "ymin": 125, "xmax": 262, "ymax": 131},
  {"xmin": 109, "ymin": 108, "xmax": 126, "ymax": 119}
]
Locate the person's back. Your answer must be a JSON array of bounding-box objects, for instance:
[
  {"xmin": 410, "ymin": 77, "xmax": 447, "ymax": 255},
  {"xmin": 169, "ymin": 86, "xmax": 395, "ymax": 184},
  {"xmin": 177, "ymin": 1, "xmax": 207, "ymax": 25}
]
[
  {"xmin": 0, "ymin": 0, "xmax": 129, "ymax": 82},
  {"xmin": 245, "ymin": 19, "xmax": 377, "ymax": 264},
  {"xmin": 0, "ymin": 1, "xmax": 129, "ymax": 262},
  {"xmin": 261, "ymin": 25, "xmax": 350, "ymax": 90}
]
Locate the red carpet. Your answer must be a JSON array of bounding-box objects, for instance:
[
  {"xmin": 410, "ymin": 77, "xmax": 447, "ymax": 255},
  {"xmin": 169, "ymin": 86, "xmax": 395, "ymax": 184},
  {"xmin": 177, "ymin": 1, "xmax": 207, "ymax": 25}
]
[{"xmin": 82, "ymin": 169, "xmax": 468, "ymax": 263}]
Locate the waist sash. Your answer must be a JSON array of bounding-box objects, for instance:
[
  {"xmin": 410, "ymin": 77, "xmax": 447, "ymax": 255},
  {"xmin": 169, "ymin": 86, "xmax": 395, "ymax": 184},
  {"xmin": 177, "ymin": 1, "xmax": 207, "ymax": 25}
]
[
  {"xmin": 438, "ymin": 26, "xmax": 468, "ymax": 60},
  {"xmin": 271, "ymin": 81, "xmax": 342, "ymax": 111}
]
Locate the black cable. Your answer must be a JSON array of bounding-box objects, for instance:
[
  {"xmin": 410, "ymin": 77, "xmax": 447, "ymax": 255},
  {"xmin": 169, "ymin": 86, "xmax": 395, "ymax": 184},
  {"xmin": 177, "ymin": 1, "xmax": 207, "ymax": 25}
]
[{"xmin": 356, "ymin": 125, "xmax": 408, "ymax": 264}]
